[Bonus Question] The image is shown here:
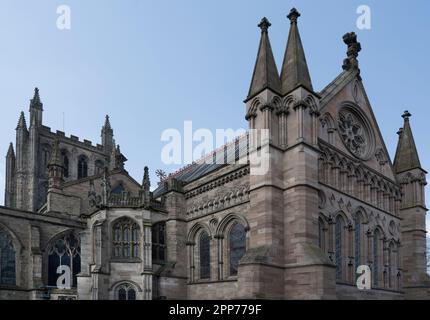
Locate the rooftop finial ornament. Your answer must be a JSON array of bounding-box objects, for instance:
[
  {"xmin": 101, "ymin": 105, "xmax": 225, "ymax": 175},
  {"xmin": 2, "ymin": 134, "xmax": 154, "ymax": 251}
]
[
  {"xmin": 287, "ymin": 8, "xmax": 301, "ymax": 24},
  {"xmin": 258, "ymin": 17, "xmax": 271, "ymax": 33},
  {"xmin": 342, "ymin": 32, "xmax": 361, "ymax": 72},
  {"xmin": 402, "ymin": 110, "xmax": 412, "ymax": 121}
]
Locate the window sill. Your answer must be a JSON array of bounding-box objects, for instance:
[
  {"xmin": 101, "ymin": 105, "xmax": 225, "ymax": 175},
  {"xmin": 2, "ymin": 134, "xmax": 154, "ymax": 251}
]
[
  {"xmin": 110, "ymin": 258, "xmax": 142, "ymax": 263},
  {"xmin": 188, "ymin": 278, "xmax": 238, "ymax": 285}
]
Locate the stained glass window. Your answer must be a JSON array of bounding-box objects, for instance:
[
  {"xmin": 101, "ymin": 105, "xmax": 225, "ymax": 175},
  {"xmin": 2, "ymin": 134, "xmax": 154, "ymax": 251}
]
[
  {"xmin": 152, "ymin": 223, "xmax": 166, "ymax": 263},
  {"xmin": 112, "ymin": 218, "xmax": 140, "ymax": 259},
  {"xmin": 0, "ymin": 229, "xmax": 15, "ymax": 285},
  {"xmin": 199, "ymin": 231, "xmax": 210, "ymax": 279},
  {"xmin": 229, "ymin": 223, "xmax": 246, "ymax": 276},
  {"xmin": 47, "ymin": 233, "xmax": 80, "ymax": 288},
  {"xmin": 77, "ymin": 156, "xmax": 88, "ymax": 179},
  {"xmin": 116, "ymin": 283, "xmax": 136, "ymax": 300},
  {"xmin": 335, "ymin": 216, "xmax": 343, "ymax": 280}
]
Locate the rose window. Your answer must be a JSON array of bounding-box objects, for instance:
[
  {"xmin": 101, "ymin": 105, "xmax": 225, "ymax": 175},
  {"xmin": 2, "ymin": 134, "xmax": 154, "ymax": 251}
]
[{"xmin": 338, "ymin": 111, "xmax": 366, "ymax": 158}]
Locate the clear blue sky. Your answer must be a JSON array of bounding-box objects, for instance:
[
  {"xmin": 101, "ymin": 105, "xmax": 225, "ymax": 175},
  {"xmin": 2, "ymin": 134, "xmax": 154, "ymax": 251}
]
[{"xmin": 0, "ymin": 0, "xmax": 428, "ymax": 231}]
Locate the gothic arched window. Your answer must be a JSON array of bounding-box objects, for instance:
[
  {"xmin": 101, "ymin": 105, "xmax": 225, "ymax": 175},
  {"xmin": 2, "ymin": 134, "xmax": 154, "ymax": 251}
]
[
  {"xmin": 47, "ymin": 233, "xmax": 80, "ymax": 288},
  {"xmin": 113, "ymin": 218, "xmax": 140, "ymax": 259},
  {"xmin": 112, "ymin": 183, "xmax": 125, "ymax": 195},
  {"xmin": 95, "ymin": 160, "xmax": 104, "ymax": 176},
  {"xmin": 61, "ymin": 151, "xmax": 69, "ymax": 178},
  {"xmin": 116, "ymin": 283, "xmax": 137, "ymax": 300},
  {"xmin": 354, "ymin": 215, "xmax": 361, "ymax": 269},
  {"xmin": 152, "ymin": 223, "xmax": 166, "ymax": 263},
  {"xmin": 199, "ymin": 231, "xmax": 210, "ymax": 279},
  {"xmin": 77, "ymin": 156, "xmax": 88, "ymax": 179},
  {"xmin": 229, "ymin": 223, "xmax": 246, "ymax": 276},
  {"xmin": 42, "ymin": 145, "xmax": 51, "ymax": 175},
  {"xmin": 335, "ymin": 216, "xmax": 344, "ymax": 280},
  {"xmin": 0, "ymin": 228, "xmax": 16, "ymax": 286},
  {"xmin": 373, "ymin": 229, "xmax": 381, "ymax": 286}
]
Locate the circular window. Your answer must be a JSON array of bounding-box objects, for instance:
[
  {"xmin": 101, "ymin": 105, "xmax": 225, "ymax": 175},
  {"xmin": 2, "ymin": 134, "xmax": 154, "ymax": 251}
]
[{"xmin": 337, "ymin": 105, "xmax": 374, "ymax": 160}]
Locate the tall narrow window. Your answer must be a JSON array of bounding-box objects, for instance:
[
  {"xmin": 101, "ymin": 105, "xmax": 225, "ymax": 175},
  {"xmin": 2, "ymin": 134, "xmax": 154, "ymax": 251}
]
[
  {"xmin": 318, "ymin": 218, "xmax": 325, "ymax": 250},
  {"xmin": 95, "ymin": 160, "xmax": 104, "ymax": 176},
  {"xmin": 354, "ymin": 215, "xmax": 361, "ymax": 269},
  {"xmin": 61, "ymin": 151, "xmax": 69, "ymax": 178},
  {"xmin": 373, "ymin": 229, "xmax": 381, "ymax": 286},
  {"xmin": 152, "ymin": 223, "xmax": 166, "ymax": 263},
  {"xmin": 388, "ymin": 242, "xmax": 396, "ymax": 289},
  {"xmin": 47, "ymin": 233, "xmax": 80, "ymax": 288},
  {"xmin": 229, "ymin": 223, "xmax": 246, "ymax": 276},
  {"xmin": 78, "ymin": 156, "xmax": 88, "ymax": 179},
  {"xmin": 112, "ymin": 218, "xmax": 140, "ymax": 259},
  {"xmin": 335, "ymin": 216, "xmax": 344, "ymax": 280},
  {"xmin": 199, "ymin": 231, "xmax": 210, "ymax": 279},
  {"xmin": 0, "ymin": 228, "xmax": 16, "ymax": 286}
]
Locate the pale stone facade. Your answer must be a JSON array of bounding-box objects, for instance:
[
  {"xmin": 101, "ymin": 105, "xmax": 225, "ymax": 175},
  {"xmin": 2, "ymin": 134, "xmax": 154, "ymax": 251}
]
[{"xmin": 0, "ymin": 8, "xmax": 429, "ymax": 300}]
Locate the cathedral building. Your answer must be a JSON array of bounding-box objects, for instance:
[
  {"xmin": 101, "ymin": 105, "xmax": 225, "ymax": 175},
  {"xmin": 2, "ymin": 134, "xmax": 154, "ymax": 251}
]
[{"xmin": 0, "ymin": 8, "xmax": 429, "ymax": 300}]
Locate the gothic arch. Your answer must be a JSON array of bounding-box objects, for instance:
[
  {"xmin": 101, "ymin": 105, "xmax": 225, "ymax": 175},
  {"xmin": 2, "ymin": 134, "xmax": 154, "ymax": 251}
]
[
  {"xmin": 0, "ymin": 222, "xmax": 23, "ymax": 287},
  {"xmin": 110, "ymin": 279, "xmax": 143, "ymax": 292},
  {"xmin": 187, "ymin": 222, "xmax": 212, "ymax": 244},
  {"xmin": 215, "ymin": 213, "xmax": 250, "ymax": 238},
  {"xmin": 353, "ymin": 206, "xmax": 368, "ymax": 224},
  {"xmin": 283, "ymin": 94, "xmax": 296, "ymax": 109},
  {"xmin": 43, "ymin": 229, "xmax": 81, "ymax": 288},
  {"xmin": 0, "ymin": 221, "xmax": 24, "ymax": 251}
]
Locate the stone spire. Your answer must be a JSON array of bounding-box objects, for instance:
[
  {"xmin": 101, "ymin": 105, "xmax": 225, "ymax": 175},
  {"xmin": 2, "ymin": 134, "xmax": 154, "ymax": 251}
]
[
  {"xmin": 30, "ymin": 87, "xmax": 43, "ymax": 110},
  {"xmin": 16, "ymin": 111, "xmax": 27, "ymax": 130},
  {"xmin": 29, "ymin": 87, "xmax": 43, "ymax": 127},
  {"xmin": 102, "ymin": 115, "xmax": 114, "ymax": 151},
  {"xmin": 142, "ymin": 166, "xmax": 150, "ymax": 192},
  {"xmin": 6, "ymin": 143, "xmax": 15, "ymax": 159},
  {"xmin": 246, "ymin": 17, "xmax": 282, "ymax": 100},
  {"xmin": 280, "ymin": 8, "xmax": 313, "ymax": 95},
  {"xmin": 48, "ymin": 139, "xmax": 64, "ymax": 191},
  {"xmin": 393, "ymin": 111, "xmax": 422, "ymax": 173},
  {"xmin": 342, "ymin": 32, "xmax": 361, "ymax": 72}
]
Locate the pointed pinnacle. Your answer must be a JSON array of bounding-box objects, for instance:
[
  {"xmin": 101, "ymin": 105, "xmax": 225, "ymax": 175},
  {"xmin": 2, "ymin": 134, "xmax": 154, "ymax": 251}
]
[
  {"xmin": 7, "ymin": 143, "xmax": 15, "ymax": 157},
  {"xmin": 16, "ymin": 111, "xmax": 27, "ymax": 130},
  {"xmin": 30, "ymin": 87, "xmax": 43, "ymax": 109}
]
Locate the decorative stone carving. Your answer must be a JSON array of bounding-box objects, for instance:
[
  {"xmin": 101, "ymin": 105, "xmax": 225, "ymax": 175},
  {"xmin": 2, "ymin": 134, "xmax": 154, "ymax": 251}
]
[{"xmin": 338, "ymin": 111, "xmax": 366, "ymax": 158}]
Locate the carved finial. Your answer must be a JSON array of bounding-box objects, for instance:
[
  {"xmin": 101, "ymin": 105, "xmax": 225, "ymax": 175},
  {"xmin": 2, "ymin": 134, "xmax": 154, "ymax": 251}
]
[
  {"xmin": 30, "ymin": 87, "xmax": 43, "ymax": 109},
  {"xmin": 397, "ymin": 127, "xmax": 403, "ymax": 136},
  {"xmin": 155, "ymin": 169, "xmax": 167, "ymax": 186},
  {"xmin": 342, "ymin": 32, "xmax": 361, "ymax": 71},
  {"xmin": 402, "ymin": 110, "xmax": 412, "ymax": 121},
  {"xmin": 258, "ymin": 17, "xmax": 271, "ymax": 33},
  {"xmin": 287, "ymin": 8, "xmax": 301, "ymax": 24},
  {"xmin": 104, "ymin": 115, "xmax": 111, "ymax": 129}
]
